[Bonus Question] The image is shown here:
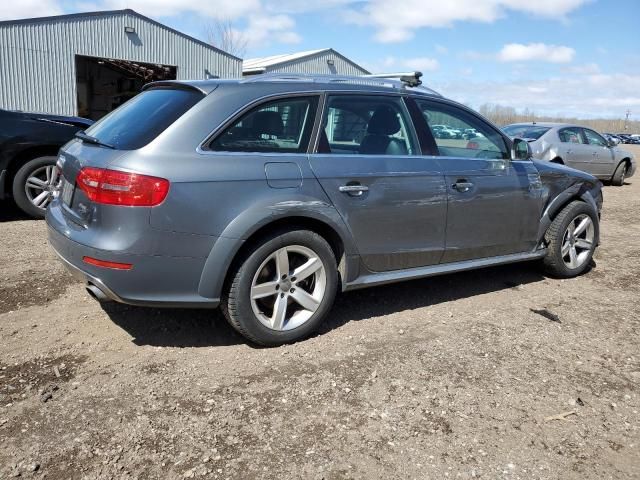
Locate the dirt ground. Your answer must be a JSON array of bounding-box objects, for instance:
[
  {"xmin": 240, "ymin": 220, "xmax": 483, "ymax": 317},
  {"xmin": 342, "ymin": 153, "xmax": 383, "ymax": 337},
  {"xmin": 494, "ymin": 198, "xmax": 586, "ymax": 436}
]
[{"xmin": 1, "ymin": 147, "xmax": 639, "ymax": 479}]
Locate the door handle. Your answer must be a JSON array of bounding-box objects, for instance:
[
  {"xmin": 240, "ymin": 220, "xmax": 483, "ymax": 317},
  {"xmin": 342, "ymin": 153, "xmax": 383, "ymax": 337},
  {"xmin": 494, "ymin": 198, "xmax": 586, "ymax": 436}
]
[
  {"xmin": 339, "ymin": 184, "xmax": 369, "ymax": 196},
  {"xmin": 452, "ymin": 180, "xmax": 474, "ymax": 192}
]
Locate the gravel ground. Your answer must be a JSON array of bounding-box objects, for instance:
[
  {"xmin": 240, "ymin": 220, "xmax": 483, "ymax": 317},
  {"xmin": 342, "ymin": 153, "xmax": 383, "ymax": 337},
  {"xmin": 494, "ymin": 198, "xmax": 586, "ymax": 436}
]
[{"xmin": 1, "ymin": 147, "xmax": 639, "ymax": 479}]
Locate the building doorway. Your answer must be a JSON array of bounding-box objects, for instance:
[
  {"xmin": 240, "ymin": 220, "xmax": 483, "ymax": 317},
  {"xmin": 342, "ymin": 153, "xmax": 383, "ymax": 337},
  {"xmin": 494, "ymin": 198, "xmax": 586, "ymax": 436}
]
[{"xmin": 75, "ymin": 55, "xmax": 177, "ymax": 120}]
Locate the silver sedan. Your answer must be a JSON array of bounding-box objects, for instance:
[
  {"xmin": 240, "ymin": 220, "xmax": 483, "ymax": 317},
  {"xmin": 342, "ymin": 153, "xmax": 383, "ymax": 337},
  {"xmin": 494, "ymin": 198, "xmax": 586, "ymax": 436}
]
[{"xmin": 503, "ymin": 122, "xmax": 636, "ymax": 185}]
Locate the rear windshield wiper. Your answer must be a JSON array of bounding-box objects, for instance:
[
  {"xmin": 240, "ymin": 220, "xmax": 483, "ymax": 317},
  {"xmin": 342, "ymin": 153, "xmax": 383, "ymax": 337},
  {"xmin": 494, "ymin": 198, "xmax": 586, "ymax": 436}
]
[{"xmin": 75, "ymin": 131, "xmax": 115, "ymax": 149}]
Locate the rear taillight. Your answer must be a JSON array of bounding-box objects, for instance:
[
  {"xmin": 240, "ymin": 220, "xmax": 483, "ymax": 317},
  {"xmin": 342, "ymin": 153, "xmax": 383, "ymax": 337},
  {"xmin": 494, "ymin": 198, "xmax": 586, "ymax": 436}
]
[{"xmin": 76, "ymin": 167, "xmax": 169, "ymax": 206}]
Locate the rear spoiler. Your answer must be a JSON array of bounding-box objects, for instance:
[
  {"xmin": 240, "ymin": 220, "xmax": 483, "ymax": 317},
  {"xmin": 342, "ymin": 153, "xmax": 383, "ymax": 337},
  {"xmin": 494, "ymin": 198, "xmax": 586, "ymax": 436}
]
[{"xmin": 142, "ymin": 80, "xmax": 218, "ymax": 95}]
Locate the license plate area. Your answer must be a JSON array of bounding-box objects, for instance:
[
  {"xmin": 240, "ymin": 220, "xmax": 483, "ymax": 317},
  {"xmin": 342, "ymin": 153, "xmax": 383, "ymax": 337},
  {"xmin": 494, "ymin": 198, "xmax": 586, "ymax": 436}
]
[{"xmin": 61, "ymin": 178, "xmax": 74, "ymax": 206}]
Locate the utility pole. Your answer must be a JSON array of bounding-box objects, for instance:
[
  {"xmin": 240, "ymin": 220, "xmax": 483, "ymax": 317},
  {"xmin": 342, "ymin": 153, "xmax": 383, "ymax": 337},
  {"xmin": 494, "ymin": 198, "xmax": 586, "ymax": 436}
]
[{"xmin": 624, "ymin": 109, "xmax": 631, "ymax": 131}]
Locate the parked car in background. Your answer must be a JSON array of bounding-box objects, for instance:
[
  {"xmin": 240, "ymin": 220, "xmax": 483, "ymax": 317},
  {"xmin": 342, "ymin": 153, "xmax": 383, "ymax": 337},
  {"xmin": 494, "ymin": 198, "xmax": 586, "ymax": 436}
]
[
  {"xmin": 603, "ymin": 133, "xmax": 624, "ymax": 144},
  {"xmin": 0, "ymin": 109, "xmax": 93, "ymax": 217},
  {"xmin": 503, "ymin": 122, "xmax": 636, "ymax": 186},
  {"xmin": 602, "ymin": 133, "xmax": 621, "ymax": 145},
  {"xmin": 48, "ymin": 73, "xmax": 603, "ymax": 346},
  {"xmin": 431, "ymin": 124, "xmax": 458, "ymax": 139},
  {"xmin": 616, "ymin": 133, "xmax": 640, "ymax": 145}
]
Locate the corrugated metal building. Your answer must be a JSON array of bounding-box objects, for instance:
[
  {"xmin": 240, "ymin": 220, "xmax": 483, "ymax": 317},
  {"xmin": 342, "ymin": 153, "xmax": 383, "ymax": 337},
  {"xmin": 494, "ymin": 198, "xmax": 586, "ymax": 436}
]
[
  {"xmin": 0, "ymin": 9, "xmax": 242, "ymax": 119},
  {"xmin": 243, "ymin": 49, "xmax": 369, "ymax": 76}
]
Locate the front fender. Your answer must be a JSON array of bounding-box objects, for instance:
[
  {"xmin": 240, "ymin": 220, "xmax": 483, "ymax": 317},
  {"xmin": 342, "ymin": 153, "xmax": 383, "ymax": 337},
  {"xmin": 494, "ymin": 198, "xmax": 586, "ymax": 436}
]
[
  {"xmin": 197, "ymin": 195, "xmax": 358, "ymax": 301},
  {"xmin": 533, "ymin": 160, "xmax": 602, "ymax": 246}
]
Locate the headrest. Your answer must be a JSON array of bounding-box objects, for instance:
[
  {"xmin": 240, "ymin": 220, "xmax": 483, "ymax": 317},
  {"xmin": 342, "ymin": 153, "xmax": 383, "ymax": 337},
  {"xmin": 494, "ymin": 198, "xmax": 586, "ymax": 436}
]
[
  {"xmin": 367, "ymin": 106, "xmax": 401, "ymax": 135},
  {"xmin": 252, "ymin": 111, "xmax": 284, "ymax": 137}
]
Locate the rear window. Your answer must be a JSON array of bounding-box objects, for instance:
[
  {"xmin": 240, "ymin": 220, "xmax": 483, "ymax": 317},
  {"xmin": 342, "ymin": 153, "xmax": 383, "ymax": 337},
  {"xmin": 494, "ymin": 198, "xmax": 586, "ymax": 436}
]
[
  {"xmin": 84, "ymin": 88, "xmax": 204, "ymax": 150},
  {"xmin": 502, "ymin": 125, "xmax": 550, "ymax": 140}
]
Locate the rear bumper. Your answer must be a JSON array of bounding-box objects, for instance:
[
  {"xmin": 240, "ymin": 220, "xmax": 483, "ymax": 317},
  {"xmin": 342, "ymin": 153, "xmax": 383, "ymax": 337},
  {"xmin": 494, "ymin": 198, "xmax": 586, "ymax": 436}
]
[
  {"xmin": 47, "ymin": 217, "xmax": 220, "ymax": 309},
  {"xmin": 52, "ymin": 247, "xmax": 125, "ymax": 303}
]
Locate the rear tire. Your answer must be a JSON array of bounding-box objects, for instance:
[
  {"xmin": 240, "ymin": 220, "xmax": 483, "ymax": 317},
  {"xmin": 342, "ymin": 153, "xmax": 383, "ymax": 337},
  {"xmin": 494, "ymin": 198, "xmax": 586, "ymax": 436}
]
[
  {"xmin": 611, "ymin": 161, "xmax": 627, "ymax": 186},
  {"xmin": 221, "ymin": 229, "xmax": 338, "ymax": 346},
  {"xmin": 12, "ymin": 156, "xmax": 59, "ymax": 219},
  {"xmin": 543, "ymin": 201, "xmax": 598, "ymax": 278}
]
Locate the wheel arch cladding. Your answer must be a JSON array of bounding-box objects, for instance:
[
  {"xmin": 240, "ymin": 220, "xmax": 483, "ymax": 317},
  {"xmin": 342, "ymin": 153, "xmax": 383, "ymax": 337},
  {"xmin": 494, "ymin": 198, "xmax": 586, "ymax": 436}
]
[
  {"xmin": 536, "ymin": 182, "xmax": 601, "ymax": 246},
  {"xmin": 197, "ymin": 208, "xmax": 357, "ymax": 301}
]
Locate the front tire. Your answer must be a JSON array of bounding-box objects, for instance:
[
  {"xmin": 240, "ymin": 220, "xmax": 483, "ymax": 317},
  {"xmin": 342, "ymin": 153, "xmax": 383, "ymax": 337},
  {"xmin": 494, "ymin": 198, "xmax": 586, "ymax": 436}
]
[
  {"xmin": 12, "ymin": 156, "xmax": 60, "ymax": 219},
  {"xmin": 543, "ymin": 201, "xmax": 598, "ymax": 278},
  {"xmin": 222, "ymin": 229, "xmax": 338, "ymax": 346},
  {"xmin": 611, "ymin": 161, "xmax": 627, "ymax": 186}
]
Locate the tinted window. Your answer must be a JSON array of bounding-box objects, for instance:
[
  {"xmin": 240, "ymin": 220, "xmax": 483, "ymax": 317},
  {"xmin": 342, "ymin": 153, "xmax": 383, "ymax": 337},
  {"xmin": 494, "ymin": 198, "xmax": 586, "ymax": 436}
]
[
  {"xmin": 415, "ymin": 100, "xmax": 509, "ymax": 159},
  {"xmin": 558, "ymin": 127, "xmax": 585, "ymax": 144},
  {"xmin": 583, "ymin": 128, "xmax": 607, "ymax": 147},
  {"xmin": 502, "ymin": 124, "xmax": 550, "ymax": 140},
  {"xmin": 85, "ymin": 88, "xmax": 204, "ymax": 150},
  {"xmin": 210, "ymin": 96, "xmax": 318, "ymax": 153},
  {"xmin": 319, "ymin": 95, "xmax": 417, "ymax": 156}
]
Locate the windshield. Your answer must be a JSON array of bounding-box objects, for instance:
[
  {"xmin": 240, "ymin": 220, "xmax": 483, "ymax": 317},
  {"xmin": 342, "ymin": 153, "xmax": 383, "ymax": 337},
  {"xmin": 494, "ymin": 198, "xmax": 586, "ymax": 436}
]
[
  {"xmin": 85, "ymin": 88, "xmax": 204, "ymax": 150},
  {"xmin": 502, "ymin": 125, "xmax": 550, "ymax": 140}
]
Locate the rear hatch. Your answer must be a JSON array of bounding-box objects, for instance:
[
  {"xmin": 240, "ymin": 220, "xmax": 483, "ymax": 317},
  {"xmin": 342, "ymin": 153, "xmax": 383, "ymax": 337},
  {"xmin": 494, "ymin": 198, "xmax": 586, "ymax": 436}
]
[{"xmin": 58, "ymin": 86, "xmax": 204, "ymax": 226}]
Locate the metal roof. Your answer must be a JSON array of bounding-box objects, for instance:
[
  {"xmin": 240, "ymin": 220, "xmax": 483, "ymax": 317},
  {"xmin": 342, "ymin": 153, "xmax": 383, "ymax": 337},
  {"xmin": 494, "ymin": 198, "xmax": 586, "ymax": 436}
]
[
  {"xmin": 243, "ymin": 48, "xmax": 369, "ymax": 75},
  {"xmin": 0, "ymin": 9, "xmax": 241, "ymax": 61},
  {"xmin": 243, "ymin": 49, "xmax": 328, "ymax": 71}
]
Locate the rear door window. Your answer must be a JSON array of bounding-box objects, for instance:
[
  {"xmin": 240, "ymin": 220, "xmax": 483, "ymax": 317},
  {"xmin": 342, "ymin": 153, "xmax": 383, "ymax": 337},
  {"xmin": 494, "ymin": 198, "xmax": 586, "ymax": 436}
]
[
  {"xmin": 85, "ymin": 88, "xmax": 204, "ymax": 150},
  {"xmin": 558, "ymin": 127, "xmax": 585, "ymax": 144},
  {"xmin": 209, "ymin": 96, "xmax": 319, "ymax": 153}
]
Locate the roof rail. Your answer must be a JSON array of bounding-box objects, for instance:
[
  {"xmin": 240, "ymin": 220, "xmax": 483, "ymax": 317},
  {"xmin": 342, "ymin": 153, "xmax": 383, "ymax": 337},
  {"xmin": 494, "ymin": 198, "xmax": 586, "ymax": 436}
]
[
  {"xmin": 364, "ymin": 71, "xmax": 423, "ymax": 87},
  {"xmin": 241, "ymin": 72, "xmax": 441, "ymax": 96}
]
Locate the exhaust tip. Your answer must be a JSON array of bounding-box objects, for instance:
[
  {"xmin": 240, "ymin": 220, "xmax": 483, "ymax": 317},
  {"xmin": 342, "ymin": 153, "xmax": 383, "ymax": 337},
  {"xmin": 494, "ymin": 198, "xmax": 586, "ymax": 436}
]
[{"xmin": 86, "ymin": 284, "xmax": 111, "ymax": 303}]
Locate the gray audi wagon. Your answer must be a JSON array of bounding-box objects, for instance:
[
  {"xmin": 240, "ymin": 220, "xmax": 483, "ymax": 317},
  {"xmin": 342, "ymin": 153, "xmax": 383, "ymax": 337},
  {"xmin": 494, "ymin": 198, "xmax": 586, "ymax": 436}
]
[{"xmin": 47, "ymin": 73, "xmax": 603, "ymax": 346}]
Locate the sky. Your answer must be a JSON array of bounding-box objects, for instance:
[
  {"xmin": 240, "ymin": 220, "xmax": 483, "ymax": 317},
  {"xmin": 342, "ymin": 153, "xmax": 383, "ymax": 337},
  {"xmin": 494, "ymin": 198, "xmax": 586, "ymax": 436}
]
[{"xmin": 3, "ymin": 0, "xmax": 640, "ymax": 119}]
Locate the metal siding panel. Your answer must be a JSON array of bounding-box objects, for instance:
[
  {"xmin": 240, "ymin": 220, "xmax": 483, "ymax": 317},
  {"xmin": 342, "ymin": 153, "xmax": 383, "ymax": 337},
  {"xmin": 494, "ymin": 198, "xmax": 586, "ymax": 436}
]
[
  {"xmin": 0, "ymin": 12, "xmax": 241, "ymax": 115},
  {"xmin": 266, "ymin": 51, "xmax": 368, "ymax": 76}
]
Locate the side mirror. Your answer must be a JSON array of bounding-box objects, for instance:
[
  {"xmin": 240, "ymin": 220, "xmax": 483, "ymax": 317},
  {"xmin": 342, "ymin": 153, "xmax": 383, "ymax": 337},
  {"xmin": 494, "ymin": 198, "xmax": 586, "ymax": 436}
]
[
  {"xmin": 511, "ymin": 137, "xmax": 531, "ymax": 160},
  {"xmin": 608, "ymin": 138, "xmax": 620, "ymax": 147}
]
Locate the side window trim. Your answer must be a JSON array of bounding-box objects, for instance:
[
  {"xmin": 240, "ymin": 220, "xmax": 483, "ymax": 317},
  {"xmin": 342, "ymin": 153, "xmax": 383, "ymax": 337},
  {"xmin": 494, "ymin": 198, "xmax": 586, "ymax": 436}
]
[
  {"xmin": 309, "ymin": 91, "xmax": 328, "ymax": 154},
  {"xmin": 313, "ymin": 92, "xmax": 419, "ymax": 156},
  {"xmin": 200, "ymin": 92, "xmax": 322, "ymax": 153},
  {"xmin": 404, "ymin": 96, "xmax": 439, "ymax": 156},
  {"xmin": 579, "ymin": 128, "xmax": 588, "ymax": 145}
]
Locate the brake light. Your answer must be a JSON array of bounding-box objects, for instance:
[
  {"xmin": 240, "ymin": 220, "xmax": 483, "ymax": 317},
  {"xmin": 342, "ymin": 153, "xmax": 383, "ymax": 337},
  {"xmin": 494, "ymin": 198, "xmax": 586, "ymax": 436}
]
[
  {"xmin": 466, "ymin": 141, "xmax": 479, "ymax": 150},
  {"xmin": 76, "ymin": 167, "xmax": 169, "ymax": 206},
  {"xmin": 83, "ymin": 256, "xmax": 133, "ymax": 270}
]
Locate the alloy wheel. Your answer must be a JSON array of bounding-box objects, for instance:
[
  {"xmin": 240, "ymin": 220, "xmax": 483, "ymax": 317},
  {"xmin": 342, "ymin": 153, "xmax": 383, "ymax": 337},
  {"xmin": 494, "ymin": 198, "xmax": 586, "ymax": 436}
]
[
  {"xmin": 561, "ymin": 214, "xmax": 594, "ymax": 269},
  {"xmin": 24, "ymin": 164, "xmax": 60, "ymax": 211},
  {"xmin": 250, "ymin": 245, "xmax": 327, "ymax": 331}
]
